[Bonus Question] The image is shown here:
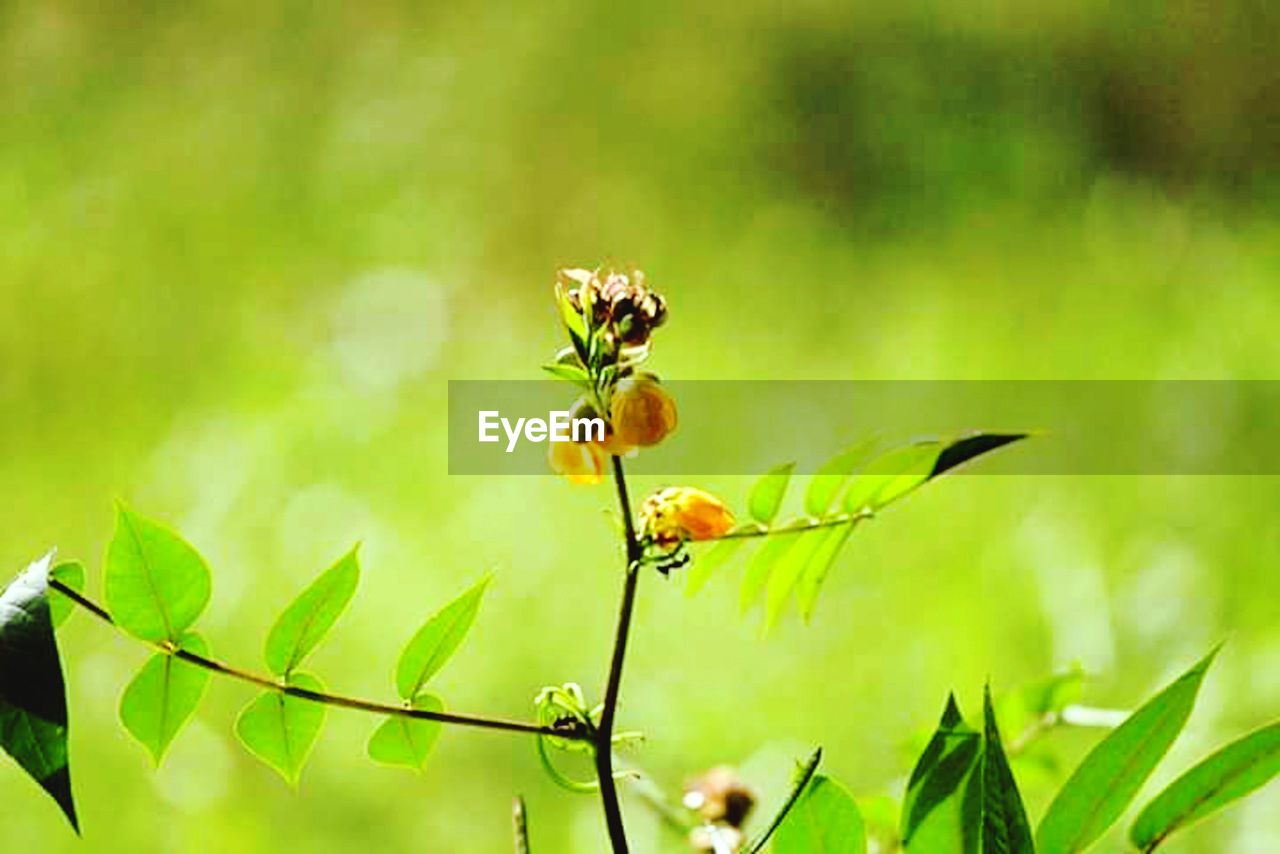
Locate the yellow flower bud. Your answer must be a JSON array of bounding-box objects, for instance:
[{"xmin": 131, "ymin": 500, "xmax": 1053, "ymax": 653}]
[
  {"xmin": 547, "ymin": 438, "xmax": 607, "ymax": 485},
  {"xmin": 610, "ymin": 377, "xmax": 677, "ymax": 448},
  {"xmin": 639, "ymin": 487, "xmax": 735, "ymax": 546}
]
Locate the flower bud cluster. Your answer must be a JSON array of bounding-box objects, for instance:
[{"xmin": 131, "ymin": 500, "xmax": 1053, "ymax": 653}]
[
  {"xmin": 684, "ymin": 766, "xmax": 756, "ymax": 852},
  {"xmin": 558, "ymin": 267, "xmax": 668, "ymax": 347}
]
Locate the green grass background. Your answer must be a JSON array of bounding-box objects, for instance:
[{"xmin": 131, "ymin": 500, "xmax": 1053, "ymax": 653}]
[{"xmin": 2, "ymin": 1, "xmax": 1278, "ymax": 850}]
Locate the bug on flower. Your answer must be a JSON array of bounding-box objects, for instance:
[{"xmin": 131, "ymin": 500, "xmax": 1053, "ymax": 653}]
[{"xmin": 639, "ymin": 487, "xmax": 735, "ymax": 549}]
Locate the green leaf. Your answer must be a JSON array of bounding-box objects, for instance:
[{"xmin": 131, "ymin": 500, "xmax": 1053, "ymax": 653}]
[
  {"xmin": 764, "ymin": 529, "xmax": 828, "ymax": 631},
  {"xmin": 1036, "ymin": 647, "xmax": 1219, "ymax": 854},
  {"xmin": 684, "ymin": 537, "xmax": 745, "ymax": 598},
  {"xmin": 902, "ymin": 695, "xmax": 981, "ymax": 851},
  {"xmin": 843, "ymin": 443, "xmax": 942, "ymax": 514},
  {"xmin": 773, "ymin": 775, "xmax": 866, "ymax": 854},
  {"xmin": 804, "ymin": 437, "xmax": 881, "ymax": 517},
  {"xmin": 843, "ymin": 434, "xmax": 1028, "ymax": 516},
  {"xmin": 395, "ymin": 576, "xmax": 490, "ymax": 700},
  {"xmin": 0, "ymin": 553, "xmax": 79, "ymax": 832},
  {"xmin": 235, "ymin": 672, "xmax": 327, "ymax": 786},
  {"xmin": 367, "ymin": 693, "xmax": 444, "ymax": 771},
  {"xmin": 739, "ymin": 533, "xmax": 800, "ymax": 613},
  {"xmin": 264, "ymin": 547, "xmax": 360, "ymax": 677},
  {"xmin": 975, "ymin": 686, "xmax": 1034, "ymax": 853},
  {"xmin": 795, "ymin": 523, "xmax": 857, "ymax": 623},
  {"xmin": 119, "ymin": 631, "xmax": 212, "ymax": 764},
  {"xmin": 49, "ymin": 561, "xmax": 86, "ymax": 629},
  {"xmin": 541, "ymin": 363, "xmax": 592, "ymax": 389},
  {"xmin": 748, "ymin": 462, "xmax": 796, "ymax": 525},
  {"xmin": 745, "ymin": 746, "xmax": 823, "ymax": 853},
  {"xmin": 104, "ymin": 506, "xmax": 212, "ymax": 643},
  {"xmin": 1130, "ymin": 720, "xmax": 1280, "ymax": 851}
]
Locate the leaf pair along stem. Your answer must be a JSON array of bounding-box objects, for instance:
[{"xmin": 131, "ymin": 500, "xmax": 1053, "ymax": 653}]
[{"xmin": 47, "ymin": 577, "xmax": 579, "ymax": 741}]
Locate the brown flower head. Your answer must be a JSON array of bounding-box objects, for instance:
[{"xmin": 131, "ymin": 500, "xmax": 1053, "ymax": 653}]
[
  {"xmin": 683, "ymin": 766, "xmax": 756, "ymax": 828},
  {"xmin": 557, "ymin": 267, "xmax": 668, "ymax": 349}
]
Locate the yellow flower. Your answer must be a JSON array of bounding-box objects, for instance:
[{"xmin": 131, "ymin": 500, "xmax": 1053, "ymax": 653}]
[
  {"xmin": 547, "ymin": 438, "xmax": 607, "ymax": 485},
  {"xmin": 639, "ymin": 487, "xmax": 735, "ymax": 546},
  {"xmin": 610, "ymin": 376, "xmax": 677, "ymax": 448}
]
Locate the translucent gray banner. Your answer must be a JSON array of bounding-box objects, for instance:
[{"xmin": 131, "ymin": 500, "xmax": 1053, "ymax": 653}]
[{"xmin": 447, "ymin": 381, "xmax": 1280, "ymax": 475}]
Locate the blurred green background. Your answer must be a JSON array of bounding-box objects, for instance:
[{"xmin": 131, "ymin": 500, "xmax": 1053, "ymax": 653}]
[{"xmin": 2, "ymin": 1, "xmax": 1278, "ymax": 851}]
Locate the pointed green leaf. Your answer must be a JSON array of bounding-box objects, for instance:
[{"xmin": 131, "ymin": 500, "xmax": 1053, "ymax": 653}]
[
  {"xmin": 684, "ymin": 537, "xmax": 744, "ymax": 598},
  {"xmin": 367, "ymin": 693, "xmax": 444, "ymax": 771},
  {"xmin": 541, "ymin": 363, "xmax": 592, "ymax": 389},
  {"xmin": 739, "ymin": 533, "xmax": 800, "ymax": 613},
  {"xmin": 796, "ymin": 523, "xmax": 856, "ymax": 622},
  {"xmin": 0, "ymin": 553, "xmax": 79, "ymax": 832},
  {"xmin": 843, "ymin": 443, "xmax": 942, "ymax": 514},
  {"xmin": 48, "ymin": 561, "xmax": 86, "ymax": 629},
  {"xmin": 1130, "ymin": 721, "xmax": 1280, "ymax": 851},
  {"xmin": 748, "ymin": 462, "xmax": 796, "ymax": 525},
  {"xmin": 105, "ymin": 507, "xmax": 211, "ymax": 643},
  {"xmin": 842, "ymin": 434, "xmax": 1027, "ymax": 517},
  {"xmin": 235, "ymin": 672, "xmax": 327, "ymax": 786},
  {"xmin": 395, "ymin": 577, "xmax": 489, "ymax": 700},
  {"xmin": 745, "ymin": 747, "xmax": 823, "ymax": 853},
  {"xmin": 903, "ymin": 695, "xmax": 981, "ymax": 851},
  {"xmin": 558, "ymin": 286, "xmax": 588, "ymax": 339},
  {"xmin": 773, "ymin": 775, "xmax": 866, "ymax": 854},
  {"xmin": 265, "ymin": 547, "xmax": 360, "ymax": 677},
  {"xmin": 977, "ymin": 686, "xmax": 1034, "ymax": 853},
  {"xmin": 764, "ymin": 529, "xmax": 827, "ymax": 631},
  {"xmin": 1036, "ymin": 648, "xmax": 1219, "ymax": 854},
  {"xmin": 119, "ymin": 631, "xmax": 211, "ymax": 764},
  {"xmin": 805, "ymin": 437, "xmax": 881, "ymax": 517}
]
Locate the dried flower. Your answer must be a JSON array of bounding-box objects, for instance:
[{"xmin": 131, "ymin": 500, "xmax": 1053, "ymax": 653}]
[
  {"xmin": 640, "ymin": 487, "xmax": 735, "ymax": 547},
  {"xmin": 557, "ymin": 266, "xmax": 668, "ymax": 349},
  {"xmin": 610, "ymin": 376, "xmax": 677, "ymax": 448},
  {"xmin": 683, "ymin": 766, "xmax": 756, "ymax": 828}
]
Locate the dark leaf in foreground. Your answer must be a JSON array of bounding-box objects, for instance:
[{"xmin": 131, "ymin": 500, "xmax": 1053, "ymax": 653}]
[
  {"xmin": 930, "ymin": 433, "xmax": 1028, "ymax": 479},
  {"xmin": 0, "ymin": 553, "xmax": 79, "ymax": 832}
]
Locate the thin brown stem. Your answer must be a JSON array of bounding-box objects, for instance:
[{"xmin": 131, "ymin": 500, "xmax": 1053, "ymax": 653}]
[
  {"xmin": 595, "ymin": 454, "xmax": 642, "ymax": 853},
  {"xmin": 49, "ymin": 577, "xmax": 582, "ymax": 741}
]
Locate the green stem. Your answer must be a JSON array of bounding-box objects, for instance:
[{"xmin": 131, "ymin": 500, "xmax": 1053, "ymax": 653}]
[
  {"xmin": 49, "ymin": 577, "xmax": 581, "ymax": 741},
  {"xmin": 596, "ymin": 454, "xmax": 643, "ymax": 853},
  {"xmin": 714, "ymin": 510, "xmax": 874, "ymax": 541}
]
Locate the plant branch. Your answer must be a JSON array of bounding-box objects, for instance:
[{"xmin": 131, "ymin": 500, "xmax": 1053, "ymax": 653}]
[
  {"xmin": 48, "ymin": 577, "xmax": 582, "ymax": 741},
  {"xmin": 595, "ymin": 454, "xmax": 643, "ymax": 853},
  {"xmin": 712, "ymin": 510, "xmax": 874, "ymax": 541}
]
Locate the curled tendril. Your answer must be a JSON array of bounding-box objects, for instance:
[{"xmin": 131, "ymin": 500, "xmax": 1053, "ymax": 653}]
[{"xmin": 533, "ymin": 683, "xmax": 642, "ymax": 793}]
